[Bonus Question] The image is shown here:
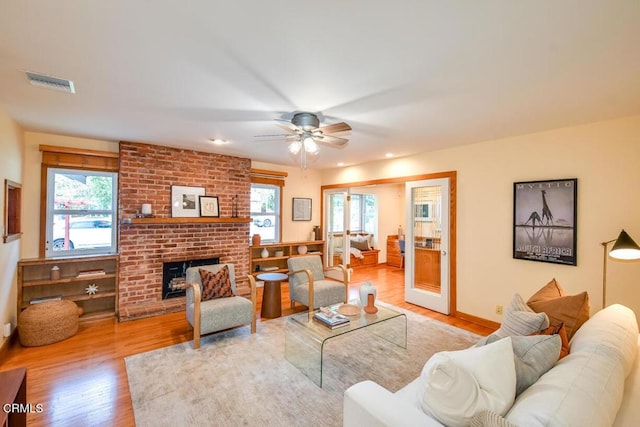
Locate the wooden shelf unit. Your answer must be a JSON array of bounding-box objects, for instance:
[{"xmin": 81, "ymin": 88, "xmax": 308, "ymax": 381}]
[
  {"xmin": 17, "ymin": 254, "xmax": 119, "ymax": 321},
  {"xmin": 387, "ymin": 235, "xmax": 404, "ymax": 268},
  {"xmin": 249, "ymin": 240, "xmax": 324, "ymax": 276}
]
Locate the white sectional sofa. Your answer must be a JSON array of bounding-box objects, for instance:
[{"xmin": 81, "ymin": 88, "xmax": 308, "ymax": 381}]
[{"xmin": 343, "ymin": 304, "xmax": 640, "ymax": 426}]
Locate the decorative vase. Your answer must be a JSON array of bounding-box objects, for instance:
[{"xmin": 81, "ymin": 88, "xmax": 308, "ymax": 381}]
[
  {"xmin": 51, "ymin": 266, "xmax": 60, "ymax": 280},
  {"xmin": 261, "ymin": 248, "xmax": 269, "ymax": 258},
  {"xmin": 297, "ymin": 245, "xmax": 308, "ymax": 255},
  {"xmin": 252, "ymin": 234, "xmax": 261, "ymax": 246},
  {"xmin": 359, "ymin": 281, "xmax": 376, "ymax": 307},
  {"xmin": 364, "ymin": 293, "xmax": 378, "ymax": 314}
]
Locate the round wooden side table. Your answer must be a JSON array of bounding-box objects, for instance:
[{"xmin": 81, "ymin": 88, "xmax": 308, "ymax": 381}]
[{"xmin": 257, "ymin": 272, "xmax": 288, "ymax": 318}]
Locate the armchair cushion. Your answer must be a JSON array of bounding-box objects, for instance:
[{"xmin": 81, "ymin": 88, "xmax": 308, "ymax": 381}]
[
  {"xmin": 287, "ymin": 255, "xmax": 348, "ymax": 310},
  {"xmin": 184, "ymin": 264, "xmax": 256, "ymax": 349},
  {"xmin": 200, "ymin": 266, "xmax": 233, "ymax": 301},
  {"xmin": 288, "ymin": 255, "xmax": 325, "ymax": 287}
]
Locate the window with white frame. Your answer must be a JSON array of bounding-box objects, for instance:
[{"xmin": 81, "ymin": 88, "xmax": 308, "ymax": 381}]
[
  {"xmin": 250, "ymin": 183, "xmax": 281, "ymax": 243},
  {"xmin": 45, "ymin": 168, "xmax": 118, "ymax": 257},
  {"xmin": 329, "ymin": 193, "xmax": 377, "ymax": 233}
]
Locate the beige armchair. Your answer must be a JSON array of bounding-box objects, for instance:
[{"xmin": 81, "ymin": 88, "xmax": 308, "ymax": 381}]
[
  {"xmin": 183, "ymin": 264, "xmax": 256, "ymax": 349},
  {"xmin": 287, "ymin": 255, "xmax": 349, "ymax": 312}
]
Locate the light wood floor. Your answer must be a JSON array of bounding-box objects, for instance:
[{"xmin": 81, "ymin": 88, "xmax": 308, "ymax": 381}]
[{"xmin": 1, "ymin": 264, "xmax": 494, "ymax": 427}]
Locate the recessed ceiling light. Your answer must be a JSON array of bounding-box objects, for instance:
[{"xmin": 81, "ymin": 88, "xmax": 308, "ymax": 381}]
[
  {"xmin": 337, "ymin": 162, "xmax": 344, "ymax": 167},
  {"xmin": 385, "ymin": 153, "xmax": 394, "ymax": 158},
  {"xmin": 210, "ymin": 138, "xmax": 230, "ymax": 145}
]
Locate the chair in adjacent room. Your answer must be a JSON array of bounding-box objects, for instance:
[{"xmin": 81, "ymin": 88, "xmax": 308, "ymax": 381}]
[
  {"xmin": 183, "ymin": 264, "xmax": 256, "ymax": 349},
  {"xmin": 287, "ymin": 255, "xmax": 349, "ymax": 312}
]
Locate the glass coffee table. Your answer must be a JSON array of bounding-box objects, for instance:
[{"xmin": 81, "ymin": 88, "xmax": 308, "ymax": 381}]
[{"xmin": 285, "ymin": 304, "xmax": 407, "ymax": 387}]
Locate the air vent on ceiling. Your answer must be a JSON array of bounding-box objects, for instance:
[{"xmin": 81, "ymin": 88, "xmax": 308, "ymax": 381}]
[{"xmin": 25, "ymin": 71, "xmax": 75, "ymax": 94}]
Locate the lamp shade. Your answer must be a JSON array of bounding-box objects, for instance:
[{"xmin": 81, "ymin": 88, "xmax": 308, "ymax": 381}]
[{"xmin": 609, "ymin": 230, "xmax": 640, "ymax": 260}]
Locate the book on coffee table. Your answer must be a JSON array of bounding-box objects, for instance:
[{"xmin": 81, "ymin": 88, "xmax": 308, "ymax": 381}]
[{"xmin": 313, "ymin": 312, "xmax": 350, "ymax": 329}]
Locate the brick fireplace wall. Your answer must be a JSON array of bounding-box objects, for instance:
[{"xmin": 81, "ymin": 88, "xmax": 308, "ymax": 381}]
[{"xmin": 118, "ymin": 141, "xmax": 251, "ymax": 320}]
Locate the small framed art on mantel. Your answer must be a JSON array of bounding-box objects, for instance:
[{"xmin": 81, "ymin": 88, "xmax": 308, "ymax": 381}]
[
  {"xmin": 199, "ymin": 196, "xmax": 220, "ymax": 217},
  {"xmin": 513, "ymin": 178, "xmax": 577, "ymax": 265},
  {"xmin": 171, "ymin": 185, "xmax": 205, "ymax": 218}
]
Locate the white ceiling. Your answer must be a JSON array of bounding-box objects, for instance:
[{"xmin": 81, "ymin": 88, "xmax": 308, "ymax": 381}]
[{"xmin": 1, "ymin": 1, "xmax": 639, "ymax": 169}]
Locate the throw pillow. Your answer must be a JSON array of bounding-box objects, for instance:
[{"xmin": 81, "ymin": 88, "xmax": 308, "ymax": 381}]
[
  {"xmin": 199, "ymin": 266, "xmax": 233, "ymax": 301},
  {"xmin": 478, "ymin": 293, "xmax": 550, "ymax": 345},
  {"xmin": 527, "ymin": 278, "xmax": 565, "ymax": 302},
  {"xmin": 530, "ymin": 323, "xmax": 570, "ymax": 359},
  {"xmin": 419, "ymin": 337, "xmax": 516, "ymax": 427},
  {"xmin": 486, "ymin": 334, "xmax": 561, "ymax": 396},
  {"xmin": 527, "ymin": 288, "xmax": 590, "ymax": 340},
  {"xmin": 350, "ymin": 238, "xmax": 370, "ymax": 251}
]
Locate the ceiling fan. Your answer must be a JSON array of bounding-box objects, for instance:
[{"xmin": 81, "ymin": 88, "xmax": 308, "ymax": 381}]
[{"xmin": 256, "ymin": 112, "xmax": 352, "ymax": 169}]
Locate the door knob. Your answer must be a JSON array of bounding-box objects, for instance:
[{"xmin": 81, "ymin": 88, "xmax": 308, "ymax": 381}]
[{"xmin": 441, "ymin": 250, "xmax": 447, "ymax": 256}]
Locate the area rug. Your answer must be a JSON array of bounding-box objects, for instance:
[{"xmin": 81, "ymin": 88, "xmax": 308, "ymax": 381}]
[{"xmin": 125, "ymin": 303, "xmax": 481, "ymax": 427}]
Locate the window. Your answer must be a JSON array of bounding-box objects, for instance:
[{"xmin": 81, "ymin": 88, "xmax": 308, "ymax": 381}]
[
  {"xmin": 45, "ymin": 168, "xmax": 118, "ymax": 257},
  {"xmin": 329, "ymin": 193, "xmax": 377, "ymax": 233},
  {"xmin": 250, "ymin": 183, "xmax": 281, "ymax": 243}
]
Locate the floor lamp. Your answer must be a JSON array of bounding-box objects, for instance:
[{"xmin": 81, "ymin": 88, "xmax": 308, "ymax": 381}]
[{"xmin": 601, "ymin": 229, "xmax": 640, "ymax": 308}]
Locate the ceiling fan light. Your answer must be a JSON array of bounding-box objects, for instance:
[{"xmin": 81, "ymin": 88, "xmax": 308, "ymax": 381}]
[
  {"xmin": 288, "ymin": 140, "xmax": 301, "ymax": 154},
  {"xmin": 303, "ymin": 137, "xmax": 318, "ymax": 153}
]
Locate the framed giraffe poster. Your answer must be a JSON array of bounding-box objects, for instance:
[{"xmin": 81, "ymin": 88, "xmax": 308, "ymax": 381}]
[{"xmin": 513, "ymin": 178, "xmax": 578, "ymax": 265}]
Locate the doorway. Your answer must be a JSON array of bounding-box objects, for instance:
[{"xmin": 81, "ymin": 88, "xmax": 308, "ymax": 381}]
[{"xmin": 320, "ymin": 171, "xmax": 457, "ymax": 315}]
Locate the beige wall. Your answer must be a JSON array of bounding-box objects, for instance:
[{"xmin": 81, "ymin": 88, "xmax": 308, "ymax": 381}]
[
  {"xmin": 21, "ymin": 131, "xmax": 118, "ymax": 258},
  {"xmin": 321, "ymin": 115, "xmax": 640, "ymax": 323},
  {"xmin": 251, "ymin": 161, "xmax": 323, "ymax": 243},
  {"xmin": 0, "ymin": 109, "xmax": 24, "ymax": 344}
]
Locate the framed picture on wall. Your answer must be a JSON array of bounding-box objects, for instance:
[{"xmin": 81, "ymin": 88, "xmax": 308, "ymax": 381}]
[
  {"xmin": 513, "ymin": 178, "xmax": 578, "ymax": 265},
  {"xmin": 292, "ymin": 197, "xmax": 312, "ymax": 221},
  {"xmin": 199, "ymin": 196, "xmax": 220, "ymax": 217},
  {"xmin": 171, "ymin": 185, "xmax": 205, "ymax": 217}
]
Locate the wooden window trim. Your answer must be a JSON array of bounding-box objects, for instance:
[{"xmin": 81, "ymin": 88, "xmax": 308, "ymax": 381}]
[
  {"xmin": 250, "ymin": 168, "xmax": 287, "ymax": 187},
  {"xmin": 3, "ymin": 179, "xmax": 22, "ymax": 243}
]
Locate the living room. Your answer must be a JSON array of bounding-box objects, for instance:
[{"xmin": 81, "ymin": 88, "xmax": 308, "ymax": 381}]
[{"xmin": 2, "ymin": 2, "xmax": 640, "ymax": 426}]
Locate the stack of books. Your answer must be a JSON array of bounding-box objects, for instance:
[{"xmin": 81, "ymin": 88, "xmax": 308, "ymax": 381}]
[
  {"xmin": 313, "ymin": 311, "xmax": 350, "ymax": 329},
  {"xmin": 77, "ymin": 269, "xmax": 106, "ymax": 278},
  {"xmin": 30, "ymin": 295, "xmax": 62, "ymax": 304}
]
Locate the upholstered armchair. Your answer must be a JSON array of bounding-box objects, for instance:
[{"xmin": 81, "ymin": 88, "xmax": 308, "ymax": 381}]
[
  {"xmin": 183, "ymin": 264, "xmax": 256, "ymax": 349},
  {"xmin": 287, "ymin": 255, "xmax": 348, "ymax": 312}
]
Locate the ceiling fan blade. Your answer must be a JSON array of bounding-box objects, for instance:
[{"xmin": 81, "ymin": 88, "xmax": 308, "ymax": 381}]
[
  {"xmin": 315, "ymin": 134, "xmax": 349, "ymax": 148},
  {"xmin": 275, "ymin": 122, "xmax": 302, "ymax": 134},
  {"xmin": 276, "ymin": 119, "xmax": 302, "ymax": 133},
  {"xmin": 318, "ymin": 122, "xmax": 352, "ymax": 134}
]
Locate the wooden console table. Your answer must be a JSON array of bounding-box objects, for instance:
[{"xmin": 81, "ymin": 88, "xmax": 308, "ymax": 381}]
[{"xmin": 0, "ymin": 367, "xmax": 27, "ymax": 427}]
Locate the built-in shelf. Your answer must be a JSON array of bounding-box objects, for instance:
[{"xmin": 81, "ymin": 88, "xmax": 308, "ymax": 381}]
[
  {"xmin": 124, "ymin": 217, "xmax": 251, "ymax": 225},
  {"xmin": 17, "ymin": 254, "xmax": 119, "ymax": 321},
  {"xmin": 250, "ymin": 240, "xmax": 325, "ymax": 276}
]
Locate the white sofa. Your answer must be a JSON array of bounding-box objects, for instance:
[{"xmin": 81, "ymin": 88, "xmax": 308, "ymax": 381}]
[{"xmin": 344, "ymin": 304, "xmax": 640, "ymax": 426}]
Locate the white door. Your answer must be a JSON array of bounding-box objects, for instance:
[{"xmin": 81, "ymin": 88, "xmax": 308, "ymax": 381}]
[
  {"xmin": 324, "ymin": 189, "xmax": 351, "ymax": 267},
  {"xmin": 404, "ymin": 178, "xmax": 450, "ymax": 314}
]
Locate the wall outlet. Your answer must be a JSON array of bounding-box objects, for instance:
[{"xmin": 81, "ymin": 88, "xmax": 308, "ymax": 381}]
[
  {"xmin": 495, "ymin": 305, "xmax": 503, "ymax": 315},
  {"xmin": 3, "ymin": 322, "xmax": 11, "ymax": 338}
]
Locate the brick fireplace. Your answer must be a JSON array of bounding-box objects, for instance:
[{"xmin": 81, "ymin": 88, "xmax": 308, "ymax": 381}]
[{"xmin": 118, "ymin": 141, "xmax": 251, "ymax": 320}]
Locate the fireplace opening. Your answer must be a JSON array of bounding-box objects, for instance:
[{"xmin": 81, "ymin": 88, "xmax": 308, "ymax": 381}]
[{"xmin": 162, "ymin": 257, "xmax": 220, "ymax": 299}]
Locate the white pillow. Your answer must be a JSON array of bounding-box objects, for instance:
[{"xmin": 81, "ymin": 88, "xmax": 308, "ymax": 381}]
[{"xmin": 419, "ymin": 337, "xmax": 517, "ymax": 427}]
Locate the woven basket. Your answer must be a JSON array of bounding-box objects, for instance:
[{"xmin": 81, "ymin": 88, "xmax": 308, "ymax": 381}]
[{"xmin": 18, "ymin": 300, "xmax": 80, "ymax": 347}]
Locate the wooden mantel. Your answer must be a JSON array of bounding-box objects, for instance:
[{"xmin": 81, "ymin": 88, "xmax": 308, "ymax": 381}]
[{"xmin": 124, "ymin": 217, "xmax": 251, "ymax": 225}]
